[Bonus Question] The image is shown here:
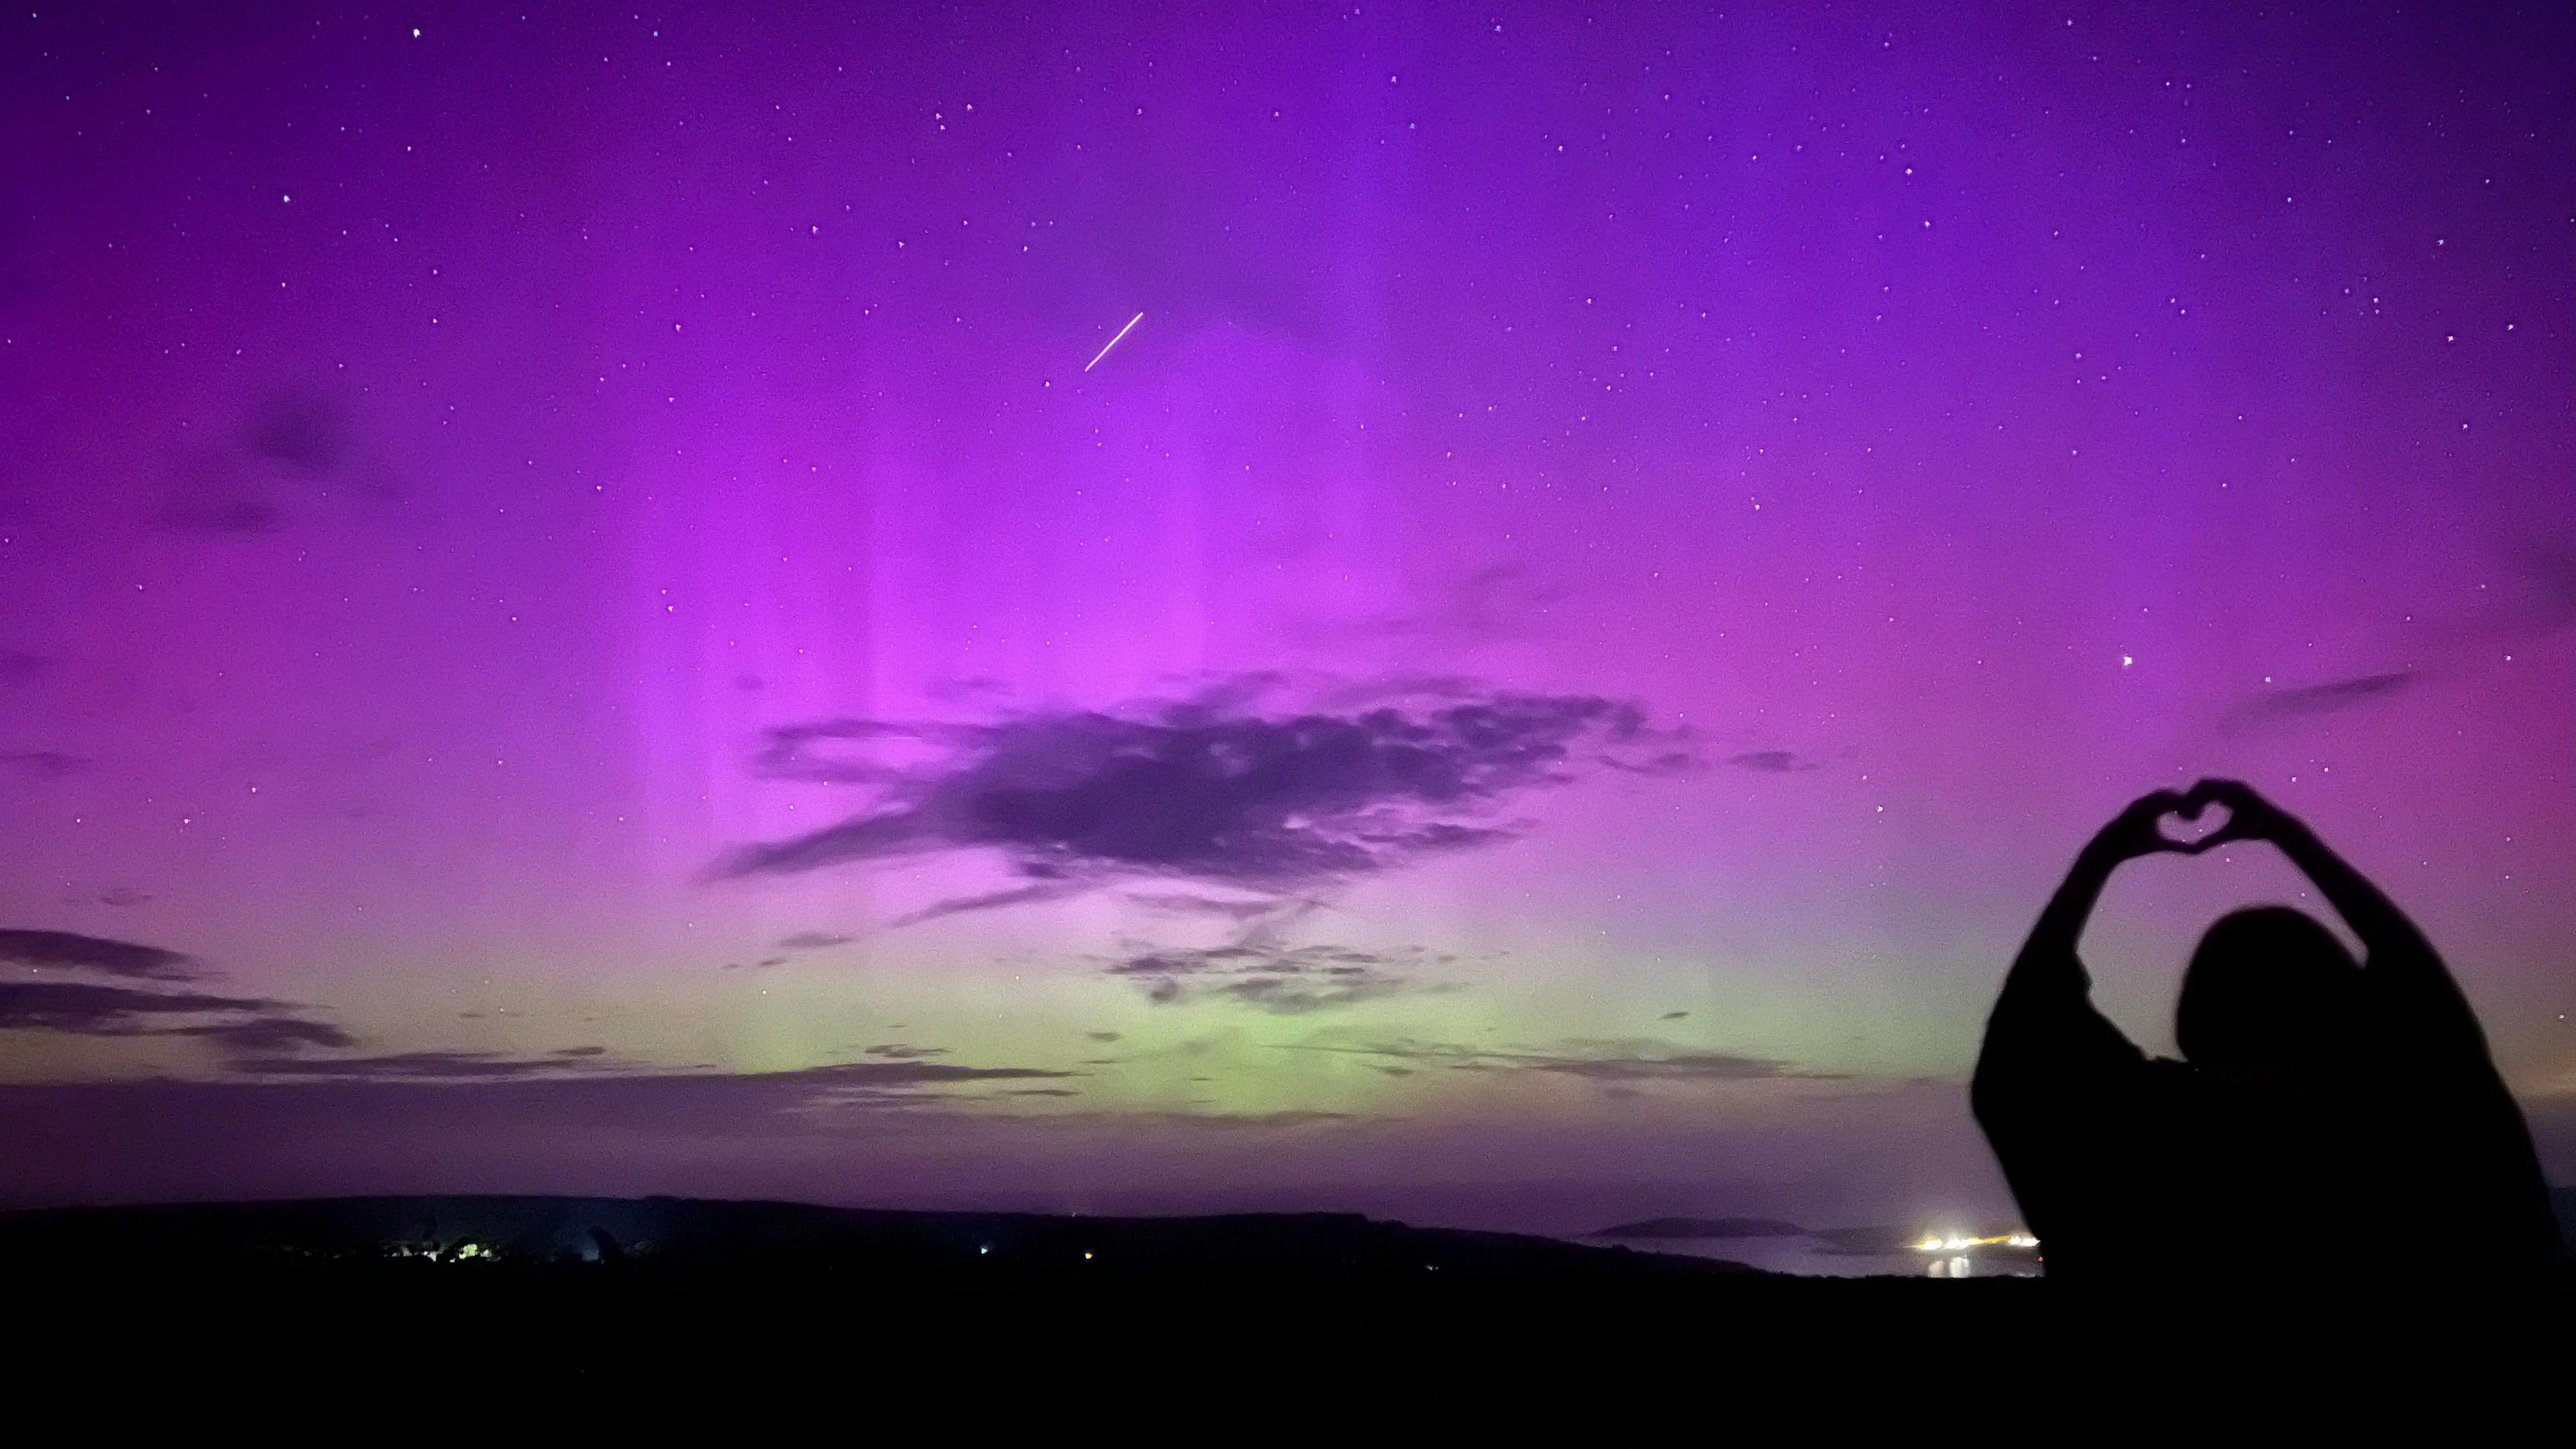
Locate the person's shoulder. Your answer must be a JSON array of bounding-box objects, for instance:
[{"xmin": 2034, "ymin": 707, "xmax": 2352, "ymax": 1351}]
[{"xmin": 2133, "ymin": 1055, "xmax": 2220, "ymax": 1108}]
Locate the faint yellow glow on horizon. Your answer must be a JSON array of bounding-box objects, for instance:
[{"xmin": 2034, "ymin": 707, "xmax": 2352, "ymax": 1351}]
[{"xmin": 1913, "ymin": 1229, "xmax": 2039, "ymax": 1252}]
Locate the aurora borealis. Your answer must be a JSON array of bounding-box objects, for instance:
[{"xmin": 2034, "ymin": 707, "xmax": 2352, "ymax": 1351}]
[{"xmin": 1, "ymin": 1, "xmax": 2568, "ymax": 1234}]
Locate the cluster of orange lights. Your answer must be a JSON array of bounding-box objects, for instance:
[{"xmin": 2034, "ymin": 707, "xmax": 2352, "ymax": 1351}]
[{"xmin": 1912, "ymin": 1230, "xmax": 2039, "ymax": 1253}]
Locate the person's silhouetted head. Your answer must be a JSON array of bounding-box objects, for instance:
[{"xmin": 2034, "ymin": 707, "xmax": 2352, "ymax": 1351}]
[{"xmin": 2175, "ymin": 906, "xmax": 2363, "ymax": 1073}]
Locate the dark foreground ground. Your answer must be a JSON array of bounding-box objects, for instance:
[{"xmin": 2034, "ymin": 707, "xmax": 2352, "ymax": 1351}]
[{"xmin": 7, "ymin": 1195, "xmax": 2566, "ymax": 1428}]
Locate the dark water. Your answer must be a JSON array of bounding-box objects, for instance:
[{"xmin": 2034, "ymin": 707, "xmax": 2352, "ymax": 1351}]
[{"xmin": 1589, "ymin": 1233, "xmax": 2042, "ymax": 1279}]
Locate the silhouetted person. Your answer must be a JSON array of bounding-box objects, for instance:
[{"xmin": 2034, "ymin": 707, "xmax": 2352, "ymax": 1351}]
[{"xmin": 1973, "ymin": 779, "xmax": 2561, "ymax": 1283}]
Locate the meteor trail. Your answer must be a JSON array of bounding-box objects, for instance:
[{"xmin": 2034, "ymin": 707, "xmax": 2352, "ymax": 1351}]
[{"xmin": 1083, "ymin": 311, "xmax": 1144, "ymax": 372}]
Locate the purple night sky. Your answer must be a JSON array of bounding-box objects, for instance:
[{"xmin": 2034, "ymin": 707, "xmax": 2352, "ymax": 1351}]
[{"xmin": 3, "ymin": 1, "xmax": 2568, "ymax": 1235}]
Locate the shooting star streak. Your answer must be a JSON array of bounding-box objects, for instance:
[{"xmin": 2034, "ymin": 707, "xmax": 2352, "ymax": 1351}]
[{"xmin": 1084, "ymin": 311, "xmax": 1144, "ymax": 372}]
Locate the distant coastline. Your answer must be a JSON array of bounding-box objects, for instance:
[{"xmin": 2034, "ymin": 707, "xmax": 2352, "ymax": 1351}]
[{"xmin": 1589, "ymin": 1216, "xmax": 1807, "ymax": 1240}]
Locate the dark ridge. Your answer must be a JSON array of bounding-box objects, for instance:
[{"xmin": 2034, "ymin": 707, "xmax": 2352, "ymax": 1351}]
[
  {"xmin": 4, "ymin": 1195, "xmax": 2564, "ymax": 1417},
  {"xmin": 0, "ymin": 1193, "xmax": 1771, "ymax": 1278}
]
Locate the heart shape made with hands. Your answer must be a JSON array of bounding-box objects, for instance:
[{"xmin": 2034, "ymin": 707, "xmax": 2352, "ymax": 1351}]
[{"xmin": 2155, "ymin": 797, "xmax": 2234, "ymax": 853}]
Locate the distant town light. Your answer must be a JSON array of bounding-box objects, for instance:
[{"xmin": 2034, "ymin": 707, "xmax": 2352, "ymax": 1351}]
[{"xmin": 1913, "ymin": 1229, "xmax": 2038, "ymax": 1254}]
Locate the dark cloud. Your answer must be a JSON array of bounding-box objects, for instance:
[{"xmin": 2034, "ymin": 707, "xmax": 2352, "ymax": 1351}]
[
  {"xmin": 0, "ymin": 929, "xmax": 202, "ymax": 981},
  {"xmin": 1105, "ymin": 941, "xmax": 1456, "ymax": 1015},
  {"xmin": 0, "ymin": 648, "xmax": 53, "ymax": 684},
  {"xmin": 0, "ymin": 972, "xmax": 354, "ymax": 1063},
  {"xmin": 1519, "ymin": 1049, "xmax": 1830, "ymax": 1085},
  {"xmin": 1085, "ymin": 1031, "xmax": 1124, "ymax": 1043},
  {"xmin": 1216, "ymin": 974, "xmax": 1421, "ymax": 1014},
  {"xmin": 1, "ymin": 749, "xmax": 94, "ymax": 778},
  {"xmin": 863, "ymin": 1043, "xmax": 949, "ymax": 1060},
  {"xmin": 1148, "ymin": 1108, "xmax": 1356, "ymax": 1128},
  {"xmin": 228, "ymin": 1049, "xmax": 641, "ymax": 1081},
  {"xmin": 97, "ymin": 887, "xmax": 154, "ymax": 908},
  {"xmin": 1295, "ymin": 1036, "xmax": 1837, "ymax": 1087},
  {"xmin": 160, "ymin": 392, "xmax": 398, "ymax": 535},
  {"xmin": 722, "ymin": 1059, "xmax": 1077, "ymax": 1091},
  {"xmin": 1727, "ymin": 749, "xmax": 1819, "ymax": 773},
  {"xmin": 168, "ymin": 1016, "xmax": 360, "ymax": 1053},
  {"xmin": 2220, "ymin": 670, "xmax": 2416, "ymax": 732},
  {"xmin": 925, "ymin": 675, "xmax": 1012, "ymax": 704},
  {"xmin": 215, "ymin": 1051, "xmax": 1073, "ymax": 1097},
  {"xmin": 777, "ymin": 931, "xmax": 857, "ymax": 951},
  {"xmin": 716, "ymin": 681, "xmax": 1695, "ymax": 918},
  {"xmin": 885, "ymin": 880, "xmax": 1088, "ymax": 927},
  {"xmin": 0, "ymin": 980, "xmax": 281, "ymax": 1034},
  {"xmin": 0, "ymin": 930, "xmax": 360, "ymax": 1057},
  {"xmin": 242, "ymin": 394, "xmax": 354, "ymax": 473},
  {"xmin": 1604, "ymin": 749, "xmax": 1707, "ymax": 775},
  {"xmin": 1122, "ymin": 892, "xmax": 1290, "ymax": 921},
  {"xmin": 2506, "ymin": 537, "xmax": 2576, "ymax": 624},
  {"xmin": 1660, "ymin": 1010, "xmax": 1690, "ymax": 1021},
  {"xmin": 1034, "ymin": 1107, "xmax": 1361, "ymax": 1130}
]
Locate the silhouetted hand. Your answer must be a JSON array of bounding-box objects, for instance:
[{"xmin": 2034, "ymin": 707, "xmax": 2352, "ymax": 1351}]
[
  {"xmin": 2084, "ymin": 788, "xmax": 2197, "ymax": 864},
  {"xmin": 2178, "ymin": 777, "xmax": 2299, "ymax": 853}
]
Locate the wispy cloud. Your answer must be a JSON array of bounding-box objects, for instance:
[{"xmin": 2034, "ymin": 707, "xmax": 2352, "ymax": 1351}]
[
  {"xmin": 2504, "ymin": 536, "xmax": 2575, "ymax": 627},
  {"xmin": 1, "ymin": 749, "xmax": 93, "ymax": 778},
  {"xmin": 168, "ymin": 1016, "xmax": 360, "ymax": 1053},
  {"xmin": 0, "ymin": 928, "xmax": 341, "ymax": 1057},
  {"xmin": 1726, "ymin": 749, "xmax": 1821, "ymax": 773},
  {"xmin": 0, "ymin": 979, "xmax": 356, "ymax": 1058},
  {"xmin": 715, "ymin": 678, "xmax": 1696, "ymax": 922},
  {"xmin": 1309, "ymin": 561, "xmax": 1572, "ymax": 646},
  {"xmin": 0, "ymin": 929, "xmax": 203, "ymax": 981},
  {"xmin": 2220, "ymin": 669, "xmax": 2416, "ymax": 732},
  {"xmin": 777, "ymin": 930, "xmax": 856, "ymax": 951},
  {"xmin": 883, "ymin": 881, "xmax": 1089, "ymax": 927},
  {"xmin": 1290, "ymin": 1036, "xmax": 1840, "ymax": 1087},
  {"xmin": 242, "ymin": 392, "xmax": 354, "ymax": 472},
  {"xmin": 1104, "ymin": 941, "xmax": 1458, "ymax": 1015},
  {"xmin": 225, "ymin": 1049, "xmax": 627, "ymax": 1081},
  {"xmin": 862, "ymin": 1043, "xmax": 949, "ymax": 1061},
  {"xmin": 0, "ymin": 980, "xmax": 278, "ymax": 1032},
  {"xmin": 219, "ymin": 1051, "xmax": 1073, "ymax": 1094},
  {"xmin": 1032, "ymin": 1106, "xmax": 1362, "ymax": 1130},
  {"xmin": 1122, "ymin": 892, "xmax": 1292, "ymax": 921},
  {"xmin": 159, "ymin": 390, "xmax": 404, "ymax": 535}
]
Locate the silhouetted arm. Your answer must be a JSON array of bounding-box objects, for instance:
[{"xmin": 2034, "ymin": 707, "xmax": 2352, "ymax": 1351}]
[
  {"xmin": 2188, "ymin": 782, "xmax": 2562, "ymax": 1268},
  {"xmin": 1974, "ymin": 794, "xmax": 2180, "ymax": 1116},
  {"xmin": 2192, "ymin": 780, "xmax": 2485, "ymax": 1057}
]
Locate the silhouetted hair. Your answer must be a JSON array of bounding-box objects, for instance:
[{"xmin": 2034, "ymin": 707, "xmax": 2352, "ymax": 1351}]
[{"xmin": 2174, "ymin": 906, "xmax": 2361, "ymax": 1070}]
